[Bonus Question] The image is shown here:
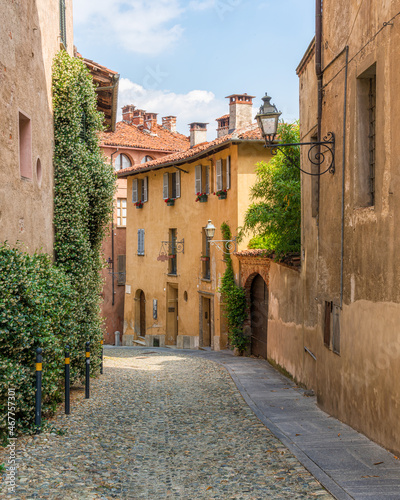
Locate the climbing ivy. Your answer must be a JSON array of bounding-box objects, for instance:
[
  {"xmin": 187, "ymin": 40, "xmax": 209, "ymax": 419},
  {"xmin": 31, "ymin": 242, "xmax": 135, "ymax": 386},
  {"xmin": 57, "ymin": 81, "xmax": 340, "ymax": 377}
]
[
  {"xmin": 219, "ymin": 223, "xmax": 248, "ymax": 353},
  {"xmin": 52, "ymin": 50, "xmax": 115, "ymax": 378}
]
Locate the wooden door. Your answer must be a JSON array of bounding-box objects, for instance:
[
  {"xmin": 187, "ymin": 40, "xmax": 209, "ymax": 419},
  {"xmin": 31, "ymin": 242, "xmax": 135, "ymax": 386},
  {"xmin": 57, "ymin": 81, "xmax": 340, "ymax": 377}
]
[
  {"xmin": 250, "ymin": 275, "xmax": 268, "ymax": 358},
  {"xmin": 166, "ymin": 285, "xmax": 178, "ymax": 345},
  {"xmin": 139, "ymin": 291, "xmax": 146, "ymax": 336},
  {"xmin": 202, "ymin": 297, "xmax": 211, "ymax": 347}
]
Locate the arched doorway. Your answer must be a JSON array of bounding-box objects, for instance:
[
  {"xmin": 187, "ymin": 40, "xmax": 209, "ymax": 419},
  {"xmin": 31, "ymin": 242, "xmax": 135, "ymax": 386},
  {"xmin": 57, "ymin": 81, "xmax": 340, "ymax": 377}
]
[
  {"xmin": 250, "ymin": 274, "xmax": 268, "ymax": 358},
  {"xmin": 135, "ymin": 289, "xmax": 146, "ymax": 337}
]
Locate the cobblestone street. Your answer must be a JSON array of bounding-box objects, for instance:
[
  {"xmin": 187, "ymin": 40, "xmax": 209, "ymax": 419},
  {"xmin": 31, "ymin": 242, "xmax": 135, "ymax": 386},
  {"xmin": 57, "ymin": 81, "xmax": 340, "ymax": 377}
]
[{"xmin": 1, "ymin": 348, "xmax": 333, "ymax": 499}]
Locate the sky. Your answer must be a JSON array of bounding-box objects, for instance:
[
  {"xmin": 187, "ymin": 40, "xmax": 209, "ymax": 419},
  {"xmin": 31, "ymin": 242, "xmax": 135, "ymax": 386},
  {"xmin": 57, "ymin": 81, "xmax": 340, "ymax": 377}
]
[{"xmin": 73, "ymin": 0, "xmax": 315, "ymax": 140}]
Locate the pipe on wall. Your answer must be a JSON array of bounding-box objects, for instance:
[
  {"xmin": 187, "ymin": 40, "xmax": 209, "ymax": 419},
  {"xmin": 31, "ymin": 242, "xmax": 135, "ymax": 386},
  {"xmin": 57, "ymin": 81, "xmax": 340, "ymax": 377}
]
[{"xmin": 315, "ymin": 0, "xmax": 323, "ymax": 215}]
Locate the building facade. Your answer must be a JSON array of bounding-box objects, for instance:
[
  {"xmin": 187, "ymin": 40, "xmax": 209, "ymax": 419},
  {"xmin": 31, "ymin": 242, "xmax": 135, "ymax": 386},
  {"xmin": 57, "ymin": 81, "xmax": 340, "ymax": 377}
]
[
  {"xmin": 0, "ymin": 0, "xmax": 74, "ymax": 254},
  {"xmin": 100, "ymin": 107, "xmax": 190, "ymax": 343},
  {"xmin": 118, "ymin": 95, "xmax": 270, "ymax": 350},
  {"xmin": 264, "ymin": 0, "xmax": 400, "ymax": 455}
]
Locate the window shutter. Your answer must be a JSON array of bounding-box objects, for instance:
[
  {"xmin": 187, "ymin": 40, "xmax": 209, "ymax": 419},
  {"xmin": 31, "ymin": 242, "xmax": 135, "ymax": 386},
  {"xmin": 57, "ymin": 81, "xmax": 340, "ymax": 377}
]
[
  {"xmin": 143, "ymin": 177, "xmax": 148, "ymax": 202},
  {"xmin": 171, "ymin": 172, "xmax": 177, "ymax": 199},
  {"xmin": 138, "ymin": 229, "xmax": 145, "ymax": 256},
  {"xmin": 205, "ymin": 165, "xmax": 210, "ymax": 195},
  {"xmin": 226, "ymin": 156, "xmax": 231, "ymax": 190},
  {"xmin": 176, "ymin": 170, "xmax": 181, "ymax": 198},
  {"xmin": 216, "ymin": 160, "xmax": 223, "ymax": 191},
  {"xmin": 132, "ymin": 179, "xmax": 138, "ymax": 203},
  {"xmin": 195, "ymin": 165, "xmax": 202, "ymax": 193},
  {"xmin": 163, "ymin": 173, "xmax": 169, "ymax": 199},
  {"xmin": 117, "ymin": 255, "xmax": 126, "ymax": 285}
]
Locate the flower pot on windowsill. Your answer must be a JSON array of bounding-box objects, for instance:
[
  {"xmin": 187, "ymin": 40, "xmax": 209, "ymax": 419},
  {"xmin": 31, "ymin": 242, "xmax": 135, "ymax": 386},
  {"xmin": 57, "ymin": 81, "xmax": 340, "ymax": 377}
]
[
  {"xmin": 135, "ymin": 205, "xmax": 143, "ymax": 209},
  {"xmin": 166, "ymin": 199, "xmax": 175, "ymax": 206},
  {"xmin": 217, "ymin": 192, "xmax": 227, "ymax": 200},
  {"xmin": 198, "ymin": 195, "xmax": 208, "ymax": 203}
]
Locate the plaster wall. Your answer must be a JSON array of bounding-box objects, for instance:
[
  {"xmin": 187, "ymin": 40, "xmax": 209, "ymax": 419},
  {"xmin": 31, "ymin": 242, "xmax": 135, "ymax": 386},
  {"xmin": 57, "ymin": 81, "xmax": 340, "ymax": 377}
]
[
  {"xmin": 123, "ymin": 142, "xmax": 270, "ymax": 349},
  {"xmin": 0, "ymin": 0, "xmax": 74, "ymax": 254}
]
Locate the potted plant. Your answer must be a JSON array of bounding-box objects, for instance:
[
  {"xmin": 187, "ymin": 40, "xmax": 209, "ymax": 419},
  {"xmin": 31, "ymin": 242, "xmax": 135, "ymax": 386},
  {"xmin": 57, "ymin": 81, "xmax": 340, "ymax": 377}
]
[
  {"xmin": 165, "ymin": 197, "xmax": 175, "ymax": 206},
  {"xmin": 135, "ymin": 201, "xmax": 144, "ymax": 209},
  {"xmin": 200, "ymin": 255, "xmax": 210, "ymax": 262},
  {"xmin": 195, "ymin": 192, "xmax": 208, "ymax": 203},
  {"xmin": 215, "ymin": 189, "xmax": 227, "ymax": 200}
]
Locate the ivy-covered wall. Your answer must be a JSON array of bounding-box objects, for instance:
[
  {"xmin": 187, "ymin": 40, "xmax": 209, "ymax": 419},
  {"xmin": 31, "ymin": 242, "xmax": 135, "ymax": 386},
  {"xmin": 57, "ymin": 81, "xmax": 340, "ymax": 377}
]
[{"xmin": 0, "ymin": 50, "xmax": 115, "ymax": 440}]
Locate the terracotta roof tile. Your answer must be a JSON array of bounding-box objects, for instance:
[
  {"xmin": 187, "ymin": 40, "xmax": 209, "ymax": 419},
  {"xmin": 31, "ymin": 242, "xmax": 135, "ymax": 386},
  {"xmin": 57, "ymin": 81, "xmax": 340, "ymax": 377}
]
[
  {"xmin": 118, "ymin": 124, "xmax": 263, "ymax": 177},
  {"xmin": 101, "ymin": 121, "xmax": 190, "ymax": 152}
]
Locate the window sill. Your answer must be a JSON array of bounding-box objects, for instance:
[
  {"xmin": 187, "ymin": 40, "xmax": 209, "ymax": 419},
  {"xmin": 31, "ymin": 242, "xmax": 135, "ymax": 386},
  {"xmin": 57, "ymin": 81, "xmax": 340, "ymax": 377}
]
[
  {"xmin": 137, "ymin": 254, "xmax": 145, "ymax": 257},
  {"xmin": 167, "ymin": 273, "xmax": 178, "ymax": 277},
  {"xmin": 201, "ymin": 278, "xmax": 211, "ymax": 282}
]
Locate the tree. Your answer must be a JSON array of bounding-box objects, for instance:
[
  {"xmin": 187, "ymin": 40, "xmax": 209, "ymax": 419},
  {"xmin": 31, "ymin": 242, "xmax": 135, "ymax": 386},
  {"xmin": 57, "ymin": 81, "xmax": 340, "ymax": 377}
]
[{"xmin": 239, "ymin": 122, "xmax": 301, "ymax": 258}]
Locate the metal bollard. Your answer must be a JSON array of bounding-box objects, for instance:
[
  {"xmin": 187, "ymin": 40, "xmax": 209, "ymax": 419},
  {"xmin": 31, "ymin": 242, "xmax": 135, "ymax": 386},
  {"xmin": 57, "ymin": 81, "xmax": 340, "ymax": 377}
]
[
  {"xmin": 85, "ymin": 341, "xmax": 90, "ymax": 399},
  {"xmin": 100, "ymin": 339, "xmax": 103, "ymax": 375},
  {"xmin": 35, "ymin": 348, "xmax": 43, "ymax": 433},
  {"xmin": 65, "ymin": 345, "xmax": 70, "ymax": 415}
]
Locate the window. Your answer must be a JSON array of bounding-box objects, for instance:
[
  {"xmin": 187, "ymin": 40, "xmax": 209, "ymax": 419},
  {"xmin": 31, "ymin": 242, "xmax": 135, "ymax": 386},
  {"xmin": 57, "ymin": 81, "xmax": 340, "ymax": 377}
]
[
  {"xmin": 163, "ymin": 171, "xmax": 181, "ymax": 200},
  {"xmin": 117, "ymin": 198, "xmax": 127, "ymax": 226},
  {"xmin": 19, "ymin": 111, "xmax": 32, "ymax": 179},
  {"xmin": 324, "ymin": 301, "xmax": 340, "ymax": 354},
  {"xmin": 117, "ymin": 255, "xmax": 126, "ymax": 285},
  {"xmin": 114, "ymin": 154, "xmax": 132, "ymax": 171},
  {"xmin": 137, "ymin": 229, "xmax": 145, "ymax": 256},
  {"xmin": 202, "ymin": 228, "xmax": 210, "ymax": 280},
  {"xmin": 216, "ymin": 156, "xmax": 231, "ymax": 191},
  {"xmin": 59, "ymin": 0, "xmax": 67, "ymax": 48},
  {"xmin": 141, "ymin": 155, "xmax": 154, "ymax": 163},
  {"xmin": 356, "ymin": 63, "xmax": 376, "ymax": 207},
  {"xmin": 132, "ymin": 177, "xmax": 148, "ymax": 204},
  {"xmin": 195, "ymin": 164, "xmax": 211, "ymax": 195},
  {"xmin": 168, "ymin": 229, "xmax": 177, "ymax": 275}
]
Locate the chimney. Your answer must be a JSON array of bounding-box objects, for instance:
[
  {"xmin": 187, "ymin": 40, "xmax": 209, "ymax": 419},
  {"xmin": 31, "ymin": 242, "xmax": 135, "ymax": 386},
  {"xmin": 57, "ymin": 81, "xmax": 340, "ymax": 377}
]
[
  {"xmin": 144, "ymin": 113, "xmax": 158, "ymax": 134},
  {"xmin": 122, "ymin": 104, "xmax": 135, "ymax": 123},
  {"xmin": 132, "ymin": 109, "xmax": 145, "ymax": 127},
  {"xmin": 216, "ymin": 114, "xmax": 229, "ymax": 138},
  {"xmin": 189, "ymin": 122, "xmax": 208, "ymax": 147},
  {"xmin": 226, "ymin": 93, "xmax": 255, "ymax": 132},
  {"xmin": 162, "ymin": 116, "xmax": 177, "ymax": 133}
]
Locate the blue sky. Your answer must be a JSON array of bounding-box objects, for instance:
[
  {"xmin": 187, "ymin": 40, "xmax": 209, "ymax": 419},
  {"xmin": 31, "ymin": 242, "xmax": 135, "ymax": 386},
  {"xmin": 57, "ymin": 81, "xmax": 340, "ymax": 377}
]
[{"xmin": 74, "ymin": 0, "xmax": 315, "ymax": 139}]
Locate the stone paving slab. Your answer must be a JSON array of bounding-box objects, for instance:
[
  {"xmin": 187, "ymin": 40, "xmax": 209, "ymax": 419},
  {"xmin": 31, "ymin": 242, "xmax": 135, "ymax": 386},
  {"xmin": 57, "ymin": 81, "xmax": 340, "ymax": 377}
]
[
  {"xmin": 0, "ymin": 349, "xmax": 333, "ymax": 499},
  {"xmin": 185, "ymin": 348, "xmax": 400, "ymax": 500}
]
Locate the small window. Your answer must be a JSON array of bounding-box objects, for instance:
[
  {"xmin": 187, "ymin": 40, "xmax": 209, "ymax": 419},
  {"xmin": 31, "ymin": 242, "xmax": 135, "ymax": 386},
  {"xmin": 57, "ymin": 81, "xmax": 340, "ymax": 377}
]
[
  {"xmin": 19, "ymin": 111, "xmax": 32, "ymax": 179},
  {"xmin": 168, "ymin": 228, "xmax": 177, "ymax": 275},
  {"xmin": 163, "ymin": 171, "xmax": 180, "ymax": 200},
  {"xmin": 141, "ymin": 155, "xmax": 154, "ymax": 163},
  {"xmin": 137, "ymin": 229, "xmax": 145, "ymax": 256},
  {"xmin": 115, "ymin": 154, "xmax": 132, "ymax": 171},
  {"xmin": 59, "ymin": 0, "xmax": 67, "ymax": 48},
  {"xmin": 132, "ymin": 177, "xmax": 148, "ymax": 204},
  {"xmin": 117, "ymin": 198, "xmax": 127, "ymax": 226}
]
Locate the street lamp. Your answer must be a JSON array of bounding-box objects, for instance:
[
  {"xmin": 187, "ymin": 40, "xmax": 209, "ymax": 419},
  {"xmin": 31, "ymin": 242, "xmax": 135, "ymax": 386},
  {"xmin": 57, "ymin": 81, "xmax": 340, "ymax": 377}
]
[
  {"xmin": 255, "ymin": 92, "xmax": 335, "ymax": 175},
  {"xmin": 205, "ymin": 219, "xmax": 237, "ymax": 254}
]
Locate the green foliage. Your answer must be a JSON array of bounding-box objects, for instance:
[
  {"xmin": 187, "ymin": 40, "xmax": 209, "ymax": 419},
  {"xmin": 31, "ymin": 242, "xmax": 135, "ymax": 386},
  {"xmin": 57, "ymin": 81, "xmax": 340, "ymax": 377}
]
[
  {"xmin": 0, "ymin": 244, "xmax": 77, "ymax": 438},
  {"xmin": 219, "ymin": 223, "xmax": 248, "ymax": 353},
  {"xmin": 0, "ymin": 51, "xmax": 115, "ymax": 441},
  {"xmin": 53, "ymin": 50, "xmax": 115, "ymax": 378},
  {"xmin": 239, "ymin": 122, "xmax": 301, "ymax": 259}
]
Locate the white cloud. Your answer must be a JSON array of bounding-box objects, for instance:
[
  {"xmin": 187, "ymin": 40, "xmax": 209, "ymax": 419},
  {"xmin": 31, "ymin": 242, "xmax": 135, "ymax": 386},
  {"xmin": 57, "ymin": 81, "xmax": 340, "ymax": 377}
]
[
  {"xmin": 118, "ymin": 78, "xmax": 228, "ymax": 139},
  {"xmin": 74, "ymin": 0, "xmax": 184, "ymax": 55},
  {"xmin": 188, "ymin": 0, "xmax": 216, "ymax": 10}
]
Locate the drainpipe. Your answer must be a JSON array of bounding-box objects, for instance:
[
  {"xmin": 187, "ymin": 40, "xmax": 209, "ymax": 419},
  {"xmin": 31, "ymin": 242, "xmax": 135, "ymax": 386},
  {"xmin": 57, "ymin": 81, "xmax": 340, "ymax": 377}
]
[
  {"xmin": 110, "ymin": 149, "xmax": 119, "ymax": 306},
  {"xmin": 315, "ymin": 0, "xmax": 323, "ymax": 215},
  {"xmin": 340, "ymin": 47, "xmax": 349, "ymax": 309}
]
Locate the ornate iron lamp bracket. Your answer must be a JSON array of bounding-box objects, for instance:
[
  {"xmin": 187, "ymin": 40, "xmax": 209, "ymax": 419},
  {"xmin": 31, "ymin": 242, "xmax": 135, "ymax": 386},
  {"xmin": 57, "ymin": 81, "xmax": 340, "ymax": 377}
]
[
  {"xmin": 209, "ymin": 237, "xmax": 237, "ymax": 255},
  {"xmin": 157, "ymin": 239, "xmax": 185, "ymax": 261},
  {"xmin": 267, "ymin": 132, "xmax": 335, "ymax": 176}
]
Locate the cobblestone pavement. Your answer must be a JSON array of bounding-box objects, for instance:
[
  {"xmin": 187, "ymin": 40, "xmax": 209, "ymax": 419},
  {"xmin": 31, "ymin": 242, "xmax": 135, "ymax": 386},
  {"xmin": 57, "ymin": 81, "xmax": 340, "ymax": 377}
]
[{"xmin": 1, "ymin": 349, "xmax": 333, "ymax": 499}]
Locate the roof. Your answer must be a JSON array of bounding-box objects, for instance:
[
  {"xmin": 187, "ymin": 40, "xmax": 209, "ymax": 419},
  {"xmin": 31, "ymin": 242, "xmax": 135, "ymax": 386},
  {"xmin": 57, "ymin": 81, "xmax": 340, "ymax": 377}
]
[
  {"xmin": 101, "ymin": 121, "xmax": 190, "ymax": 153},
  {"xmin": 235, "ymin": 249, "xmax": 301, "ymax": 269},
  {"xmin": 83, "ymin": 58, "xmax": 120, "ymax": 132},
  {"xmin": 296, "ymin": 37, "xmax": 315, "ymax": 76},
  {"xmin": 117, "ymin": 123, "xmax": 264, "ymax": 178}
]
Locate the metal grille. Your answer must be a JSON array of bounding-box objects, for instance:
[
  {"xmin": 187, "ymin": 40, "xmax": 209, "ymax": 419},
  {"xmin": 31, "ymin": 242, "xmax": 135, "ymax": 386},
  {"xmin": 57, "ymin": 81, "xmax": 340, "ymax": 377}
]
[{"xmin": 368, "ymin": 75, "xmax": 376, "ymax": 205}]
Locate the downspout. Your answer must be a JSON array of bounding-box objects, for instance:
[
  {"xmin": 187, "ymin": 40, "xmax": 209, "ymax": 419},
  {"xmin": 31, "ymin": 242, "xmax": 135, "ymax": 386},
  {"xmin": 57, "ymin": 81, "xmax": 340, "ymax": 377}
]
[
  {"xmin": 340, "ymin": 47, "xmax": 349, "ymax": 309},
  {"xmin": 315, "ymin": 0, "xmax": 323, "ymax": 214},
  {"xmin": 110, "ymin": 149, "xmax": 119, "ymax": 306}
]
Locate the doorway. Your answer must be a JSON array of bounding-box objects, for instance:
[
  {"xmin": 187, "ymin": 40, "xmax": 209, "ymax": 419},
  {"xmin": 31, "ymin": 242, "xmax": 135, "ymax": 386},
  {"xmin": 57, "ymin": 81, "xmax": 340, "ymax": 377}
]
[
  {"xmin": 250, "ymin": 274, "xmax": 268, "ymax": 358},
  {"xmin": 166, "ymin": 284, "xmax": 178, "ymax": 345},
  {"xmin": 202, "ymin": 297, "xmax": 211, "ymax": 347},
  {"xmin": 139, "ymin": 290, "xmax": 146, "ymax": 336}
]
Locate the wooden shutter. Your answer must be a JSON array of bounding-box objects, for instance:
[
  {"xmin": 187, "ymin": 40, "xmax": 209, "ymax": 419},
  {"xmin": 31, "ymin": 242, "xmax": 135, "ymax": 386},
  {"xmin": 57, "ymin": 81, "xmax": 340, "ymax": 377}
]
[
  {"xmin": 117, "ymin": 255, "xmax": 126, "ymax": 285},
  {"xmin": 205, "ymin": 165, "xmax": 210, "ymax": 195},
  {"xmin": 226, "ymin": 156, "xmax": 231, "ymax": 190},
  {"xmin": 171, "ymin": 172, "xmax": 177, "ymax": 199},
  {"xmin": 163, "ymin": 173, "xmax": 169, "ymax": 199},
  {"xmin": 216, "ymin": 160, "xmax": 223, "ymax": 191},
  {"xmin": 138, "ymin": 229, "xmax": 145, "ymax": 256},
  {"xmin": 195, "ymin": 165, "xmax": 202, "ymax": 193},
  {"xmin": 132, "ymin": 179, "xmax": 138, "ymax": 203},
  {"xmin": 175, "ymin": 171, "xmax": 181, "ymax": 198},
  {"xmin": 143, "ymin": 177, "xmax": 148, "ymax": 202}
]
